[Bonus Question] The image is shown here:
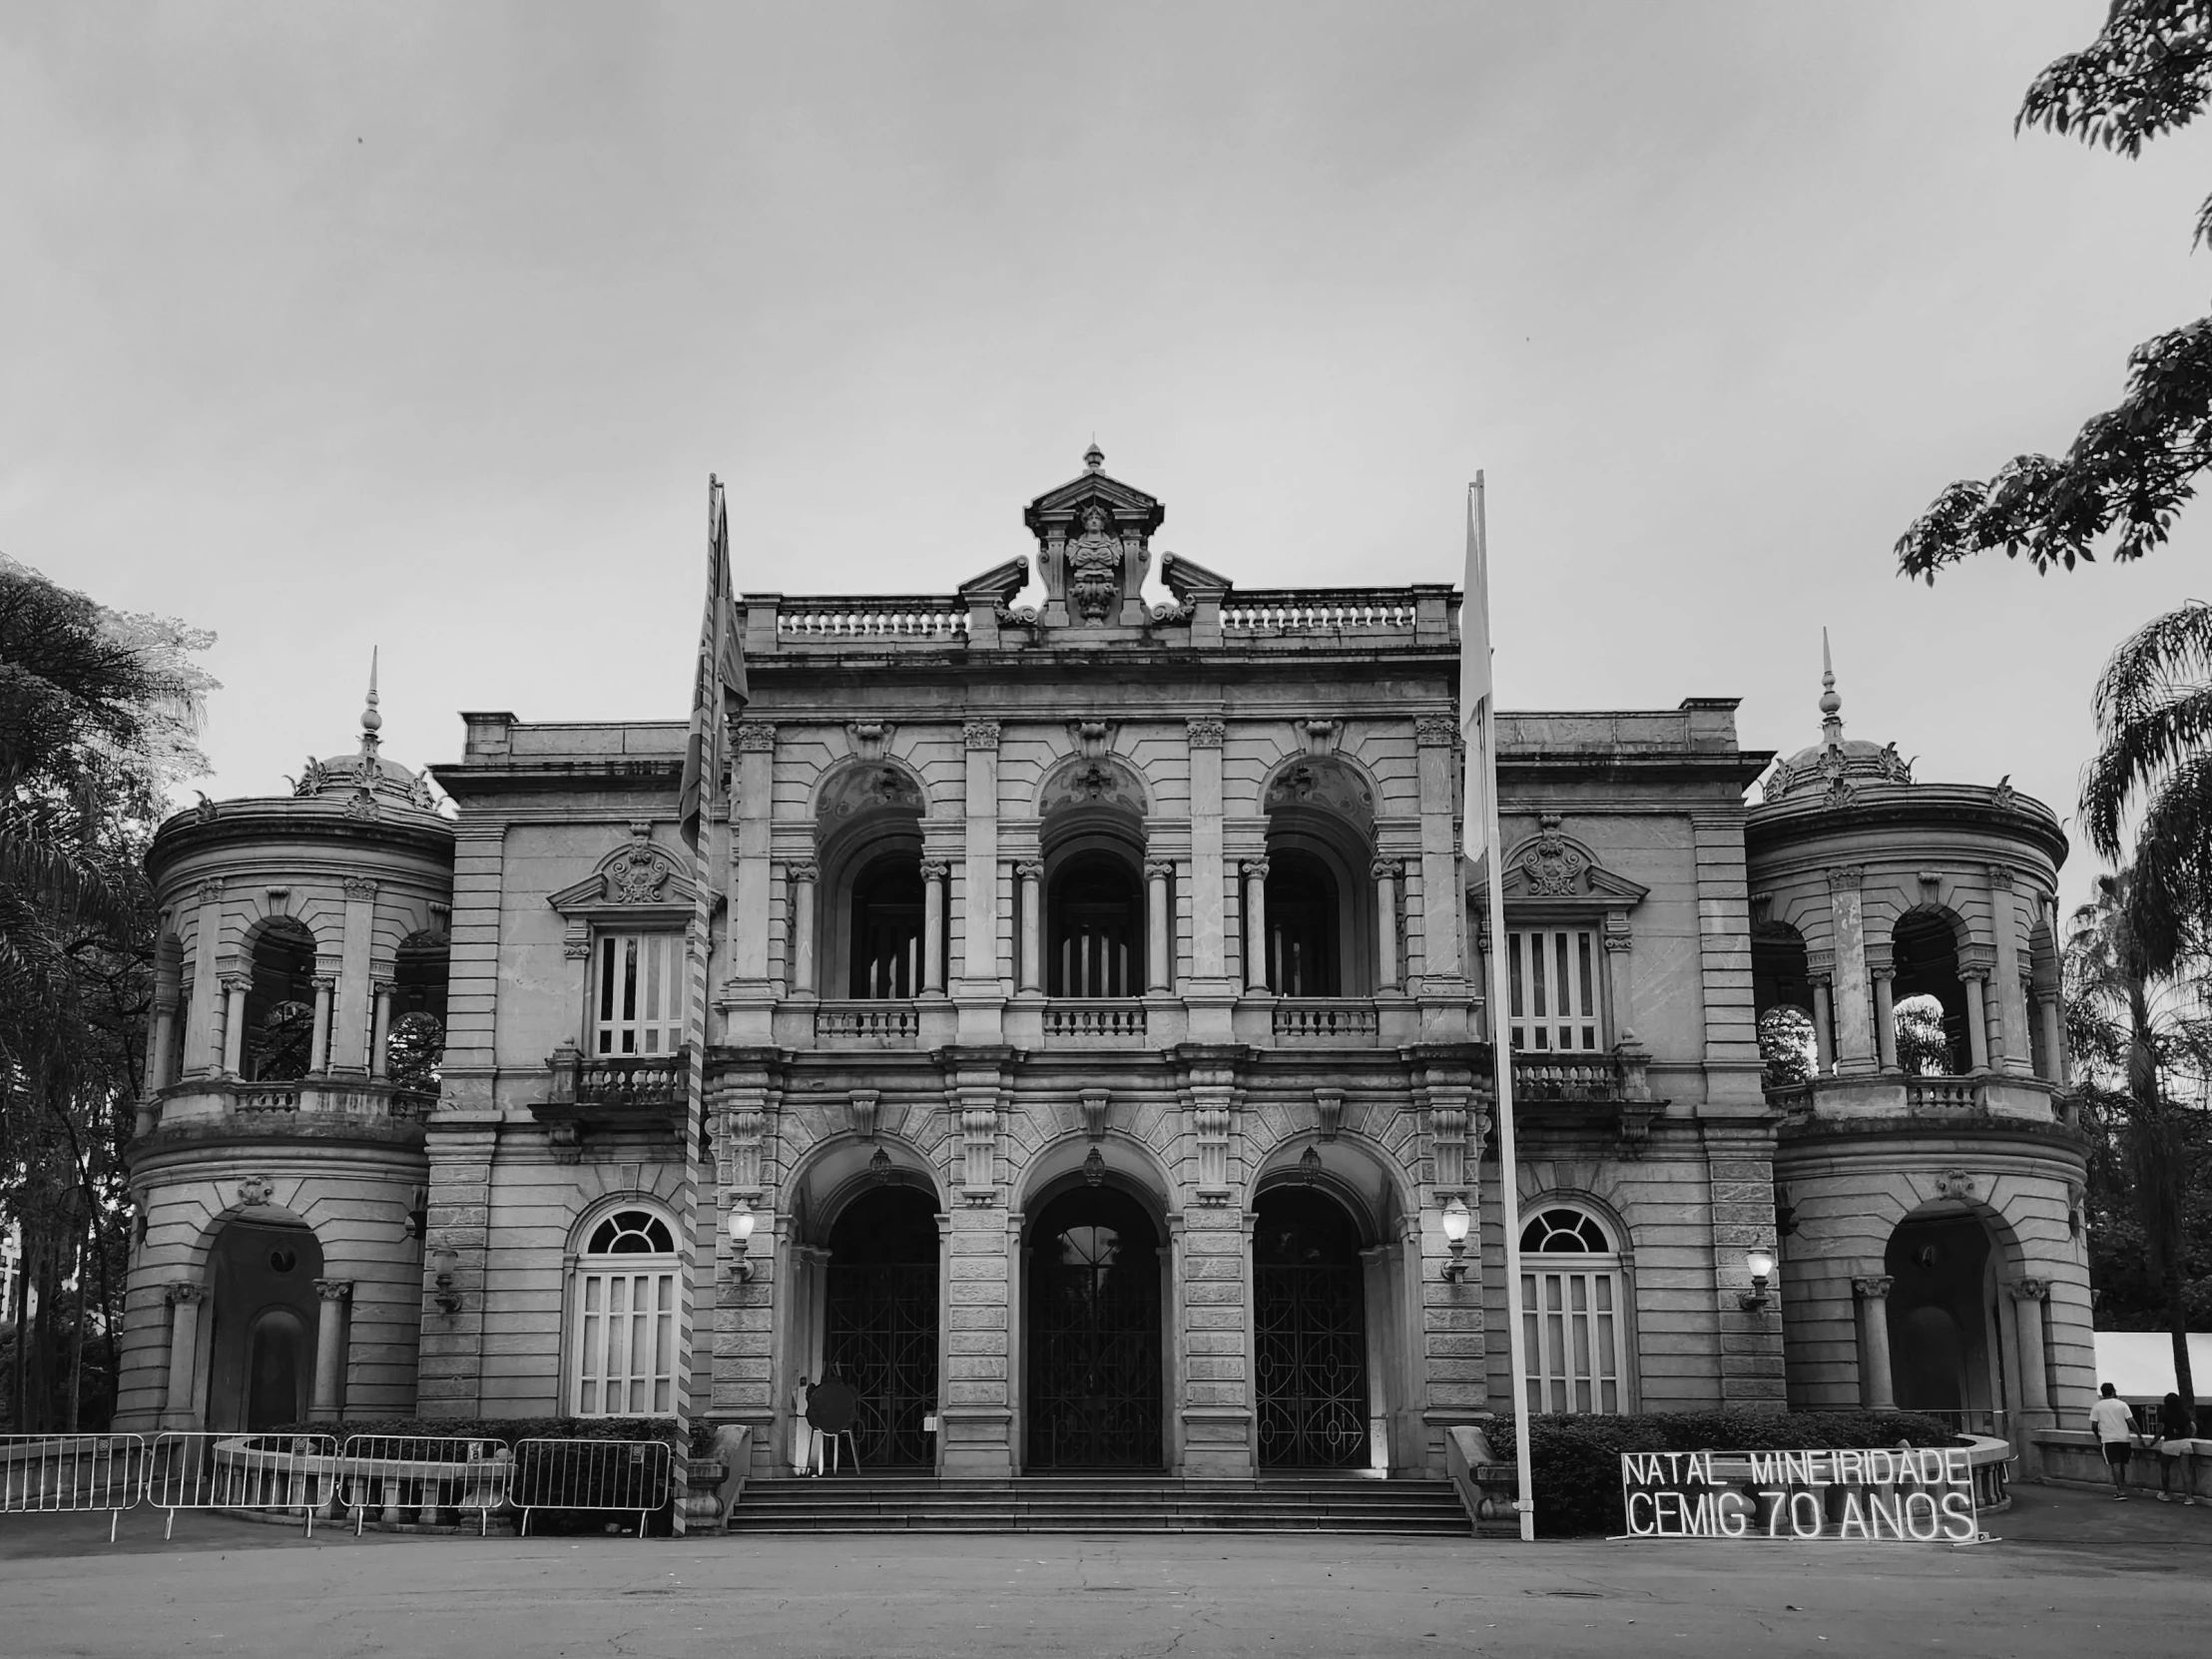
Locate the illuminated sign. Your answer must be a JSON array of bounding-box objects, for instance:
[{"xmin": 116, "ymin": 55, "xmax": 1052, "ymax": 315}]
[{"xmin": 1618, "ymin": 1447, "xmax": 1977, "ymax": 1542}]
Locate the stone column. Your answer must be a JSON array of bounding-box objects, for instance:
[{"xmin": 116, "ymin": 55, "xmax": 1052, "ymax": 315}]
[
  {"xmin": 1809, "ymin": 974, "xmax": 1835, "ymax": 1075},
  {"xmin": 1371, "ymin": 858, "xmax": 1401, "ymax": 993},
  {"xmin": 2036, "ymin": 991, "xmax": 2067, "ymax": 1084},
  {"xmin": 1962, "ymin": 972, "xmax": 1991, "ymax": 1072},
  {"xmin": 307, "ymin": 976, "xmax": 335, "ymax": 1073},
  {"xmin": 220, "ymin": 975, "xmax": 250, "ymax": 1076},
  {"xmin": 331, "ymin": 876, "xmax": 378, "ymax": 1074},
  {"xmin": 2009, "ymin": 1278, "xmax": 2052, "ymax": 1422},
  {"xmin": 1144, "ymin": 861, "xmax": 1174, "ymax": 993},
  {"xmin": 1015, "ymin": 861, "xmax": 1044, "ymax": 994},
  {"xmin": 183, "ymin": 878, "xmax": 225, "ymax": 1077},
  {"xmin": 1241, "ymin": 858, "xmax": 1271, "ymax": 994},
  {"xmin": 1827, "ymin": 866, "xmax": 1876, "ymax": 1073},
  {"xmin": 1871, "ymin": 964, "xmax": 1898, "ymax": 1073},
  {"xmin": 368, "ymin": 981, "xmax": 394, "ymax": 1080},
  {"xmin": 163, "ymin": 1283, "xmax": 207, "ymax": 1425},
  {"xmin": 731, "ymin": 724, "xmax": 778, "ymax": 982},
  {"xmin": 1186, "ymin": 718, "xmax": 1230, "ymax": 990},
  {"xmin": 310, "ymin": 1280, "xmax": 352, "ymax": 1421},
  {"xmin": 146, "ymin": 994, "xmax": 178, "ymax": 1093},
  {"xmin": 1988, "ymin": 865, "xmax": 2031, "ymax": 1074},
  {"xmin": 959, "ymin": 722, "xmax": 1002, "ymax": 990},
  {"xmin": 1603, "ymin": 916, "xmax": 1637, "ymax": 1044},
  {"xmin": 919, "ymin": 861, "xmax": 949, "ymax": 996},
  {"xmin": 1413, "ymin": 717, "xmax": 1463, "ymax": 984},
  {"xmin": 1854, "ymin": 1276, "xmax": 1896, "ymax": 1409},
  {"xmin": 787, "ymin": 862, "xmax": 819, "ymax": 998}
]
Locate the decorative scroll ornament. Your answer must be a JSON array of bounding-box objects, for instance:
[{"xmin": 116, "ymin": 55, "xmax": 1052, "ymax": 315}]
[
  {"xmin": 237, "ymin": 1174, "xmax": 275, "ymax": 1208},
  {"xmin": 1519, "ymin": 815, "xmax": 1589, "ymax": 896},
  {"xmin": 606, "ymin": 836, "xmax": 677, "ymax": 904},
  {"xmin": 820, "ymin": 763, "xmax": 924, "ymax": 822},
  {"xmin": 1935, "ymin": 1168, "xmax": 1977, "ymax": 1202},
  {"xmin": 1264, "ymin": 758, "xmax": 1374, "ymax": 826},
  {"xmin": 1040, "ymin": 757, "xmax": 1142, "ymax": 816},
  {"xmin": 963, "ymin": 721, "xmax": 1002, "ymax": 751},
  {"xmin": 1065, "ymin": 505, "xmax": 1123, "ymax": 623},
  {"xmin": 1185, "ymin": 718, "xmax": 1226, "ymax": 749}
]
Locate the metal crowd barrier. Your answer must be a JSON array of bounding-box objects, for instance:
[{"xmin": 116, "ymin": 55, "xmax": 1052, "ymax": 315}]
[
  {"xmin": 510, "ymin": 1437, "xmax": 673, "ymax": 1538},
  {"xmin": 339, "ymin": 1435, "xmax": 512, "ymax": 1535},
  {"xmin": 0, "ymin": 1433, "xmax": 144, "ymax": 1542},
  {"xmin": 143, "ymin": 1431, "xmax": 340, "ymax": 1538}
]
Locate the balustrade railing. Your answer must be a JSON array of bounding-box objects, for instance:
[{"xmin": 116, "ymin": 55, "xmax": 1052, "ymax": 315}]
[
  {"xmin": 574, "ymin": 1056, "xmax": 686, "ymax": 1109},
  {"xmin": 813, "ymin": 1001, "xmax": 921, "ymax": 1044},
  {"xmin": 1220, "ymin": 588, "xmax": 1425, "ymax": 634},
  {"xmin": 1512, "ymin": 1053, "xmax": 1623, "ymax": 1102},
  {"xmin": 1271, "ymin": 999, "xmax": 1381, "ymax": 1041},
  {"xmin": 773, "ymin": 598, "xmax": 968, "ymax": 644},
  {"xmin": 231, "ymin": 1081, "xmax": 300, "ymax": 1113},
  {"xmin": 1043, "ymin": 1001, "xmax": 1148, "ymax": 1041},
  {"xmin": 1906, "ymin": 1076, "xmax": 1985, "ymax": 1111}
]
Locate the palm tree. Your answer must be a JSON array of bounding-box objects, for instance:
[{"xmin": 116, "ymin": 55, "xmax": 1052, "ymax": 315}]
[{"xmin": 2065, "ymin": 871, "xmax": 2202, "ymax": 1411}]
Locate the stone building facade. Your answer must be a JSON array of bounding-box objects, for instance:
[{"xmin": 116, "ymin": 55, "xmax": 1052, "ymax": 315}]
[{"xmin": 118, "ymin": 451, "xmax": 2093, "ymax": 1483}]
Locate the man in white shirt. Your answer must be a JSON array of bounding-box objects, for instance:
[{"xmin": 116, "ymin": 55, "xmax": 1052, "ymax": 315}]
[{"xmin": 2088, "ymin": 1382, "xmax": 2143, "ymax": 1499}]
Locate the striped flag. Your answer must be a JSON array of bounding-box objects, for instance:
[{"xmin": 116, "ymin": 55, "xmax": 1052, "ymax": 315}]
[{"xmin": 678, "ymin": 476, "xmax": 748, "ymax": 852}]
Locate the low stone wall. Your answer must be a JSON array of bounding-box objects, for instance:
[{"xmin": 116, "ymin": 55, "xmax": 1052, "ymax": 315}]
[{"xmin": 2033, "ymin": 1431, "xmax": 2212, "ymax": 1499}]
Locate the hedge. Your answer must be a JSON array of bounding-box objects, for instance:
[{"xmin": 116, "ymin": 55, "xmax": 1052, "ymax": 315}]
[{"xmin": 1485, "ymin": 1410, "xmax": 1963, "ymax": 1538}]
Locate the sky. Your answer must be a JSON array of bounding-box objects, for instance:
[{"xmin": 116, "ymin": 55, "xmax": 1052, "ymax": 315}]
[{"xmin": 5, "ymin": 2, "xmax": 2210, "ymax": 915}]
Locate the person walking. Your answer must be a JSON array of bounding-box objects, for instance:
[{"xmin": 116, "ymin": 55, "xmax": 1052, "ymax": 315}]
[
  {"xmin": 2089, "ymin": 1382, "xmax": 2142, "ymax": 1499},
  {"xmin": 2154, "ymin": 1391, "xmax": 2199, "ymax": 1505}
]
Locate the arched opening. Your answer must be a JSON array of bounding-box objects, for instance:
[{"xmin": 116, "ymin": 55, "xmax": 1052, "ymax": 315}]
[
  {"xmin": 1046, "ymin": 850, "xmax": 1143, "ymax": 998},
  {"xmin": 847, "ymin": 851, "xmax": 924, "ymax": 999},
  {"xmin": 206, "ymin": 1214, "xmax": 322, "ymax": 1430},
  {"xmin": 1024, "ymin": 1184, "xmax": 1164, "ymax": 1468},
  {"xmin": 570, "ymin": 1206, "xmax": 679, "ymax": 1416},
  {"xmin": 822, "ymin": 1186, "xmax": 940, "ymax": 1467},
  {"xmin": 154, "ymin": 931, "xmax": 187, "ymax": 1087},
  {"xmin": 388, "ymin": 927, "xmax": 449, "ymax": 1094},
  {"xmin": 1884, "ymin": 1210, "xmax": 2000, "ymax": 1417},
  {"xmin": 1253, "ymin": 1187, "xmax": 1369, "ymax": 1467},
  {"xmin": 1893, "ymin": 909, "xmax": 1969, "ymax": 1074},
  {"xmin": 1752, "ymin": 919, "xmax": 1815, "ymax": 1086},
  {"xmin": 1519, "ymin": 1205, "xmax": 1626, "ymax": 1414},
  {"xmin": 244, "ymin": 918, "xmax": 318, "ymax": 1081},
  {"xmin": 1263, "ymin": 850, "xmax": 1342, "ymax": 997}
]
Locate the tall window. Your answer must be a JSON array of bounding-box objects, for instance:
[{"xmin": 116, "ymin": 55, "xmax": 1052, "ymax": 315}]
[
  {"xmin": 848, "ymin": 854, "xmax": 923, "ymax": 999},
  {"xmin": 572, "ymin": 1208, "xmax": 678, "ymax": 1415},
  {"xmin": 592, "ymin": 933, "xmax": 683, "ymax": 1056},
  {"xmin": 1506, "ymin": 928, "xmax": 1600, "ymax": 1052},
  {"xmin": 1520, "ymin": 1207, "xmax": 1625, "ymax": 1414},
  {"xmin": 1265, "ymin": 851, "xmax": 1340, "ymax": 997},
  {"xmin": 1049, "ymin": 853, "xmax": 1141, "ymax": 998}
]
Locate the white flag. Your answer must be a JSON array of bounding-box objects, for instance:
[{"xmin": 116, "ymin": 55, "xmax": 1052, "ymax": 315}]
[{"xmin": 1460, "ymin": 478, "xmax": 1494, "ymax": 871}]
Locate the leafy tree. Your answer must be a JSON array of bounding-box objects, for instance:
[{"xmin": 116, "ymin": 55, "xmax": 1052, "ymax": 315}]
[
  {"xmin": 1757, "ymin": 1005, "xmax": 1814, "ymax": 1088},
  {"xmin": 1897, "ymin": 2, "xmax": 2212, "ymax": 579},
  {"xmin": 2065, "ymin": 869, "xmax": 2210, "ymax": 1405},
  {"xmin": 1893, "ymin": 993, "xmax": 1954, "ymax": 1075},
  {"xmin": 0, "ymin": 553, "xmax": 214, "ymax": 1429}
]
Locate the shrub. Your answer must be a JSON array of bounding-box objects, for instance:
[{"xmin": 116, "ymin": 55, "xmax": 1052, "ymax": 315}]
[{"xmin": 1485, "ymin": 1410, "xmax": 1961, "ymax": 1538}]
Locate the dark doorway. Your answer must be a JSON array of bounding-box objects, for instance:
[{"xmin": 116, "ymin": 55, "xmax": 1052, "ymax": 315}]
[
  {"xmin": 849, "ymin": 854, "xmax": 924, "ymax": 999},
  {"xmin": 1263, "ymin": 851, "xmax": 1341, "ymax": 996},
  {"xmin": 824, "ymin": 1186, "xmax": 940, "ymax": 1467},
  {"xmin": 1253, "ymin": 1187, "xmax": 1370, "ymax": 1468},
  {"xmin": 1026, "ymin": 1186, "xmax": 1164, "ymax": 1469},
  {"xmin": 1046, "ymin": 853, "xmax": 1142, "ymax": 998},
  {"xmin": 206, "ymin": 1217, "xmax": 323, "ymax": 1430},
  {"xmin": 1884, "ymin": 1211, "xmax": 1999, "ymax": 1418}
]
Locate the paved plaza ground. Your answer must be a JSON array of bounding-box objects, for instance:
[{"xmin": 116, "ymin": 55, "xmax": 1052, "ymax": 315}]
[{"xmin": 1, "ymin": 1482, "xmax": 2207, "ymax": 1658}]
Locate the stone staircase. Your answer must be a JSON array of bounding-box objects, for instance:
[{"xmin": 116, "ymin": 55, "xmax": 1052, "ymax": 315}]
[{"xmin": 724, "ymin": 1473, "xmax": 1481, "ymax": 1536}]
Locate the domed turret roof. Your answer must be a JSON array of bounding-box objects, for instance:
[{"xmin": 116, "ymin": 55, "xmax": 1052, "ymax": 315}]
[
  {"xmin": 1761, "ymin": 634, "xmax": 1914, "ymax": 807},
  {"xmin": 291, "ymin": 651, "xmax": 439, "ymax": 814}
]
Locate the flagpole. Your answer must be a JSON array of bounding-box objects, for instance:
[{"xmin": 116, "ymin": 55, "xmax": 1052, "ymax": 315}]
[{"xmin": 1470, "ymin": 473, "xmax": 1537, "ymax": 1541}]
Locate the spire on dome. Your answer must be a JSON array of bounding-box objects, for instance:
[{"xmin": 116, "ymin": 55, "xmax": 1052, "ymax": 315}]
[
  {"xmin": 1818, "ymin": 628, "xmax": 1843, "ymax": 749},
  {"xmin": 360, "ymin": 647, "xmax": 382, "ymax": 757}
]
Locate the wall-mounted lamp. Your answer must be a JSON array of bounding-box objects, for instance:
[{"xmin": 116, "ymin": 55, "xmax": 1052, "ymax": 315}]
[
  {"xmin": 1297, "ymin": 1146, "xmax": 1324, "ymax": 1187},
  {"xmin": 1440, "ymin": 1197, "xmax": 1472, "ymax": 1282},
  {"xmin": 1739, "ymin": 1248, "xmax": 1776, "ymax": 1311},
  {"xmin": 727, "ymin": 1201, "xmax": 757, "ymax": 1282},
  {"xmin": 1082, "ymin": 1146, "xmax": 1107, "ymax": 1188},
  {"xmin": 428, "ymin": 1245, "xmax": 462, "ymax": 1315},
  {"xmin": 868, "ymin": 1146, "xmax": 895, "ymax": 1186}
]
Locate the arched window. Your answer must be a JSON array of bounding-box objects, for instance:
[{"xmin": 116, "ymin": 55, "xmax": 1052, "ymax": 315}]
[
  {"xmin": 245, "ymin": 918, "xmax": 318, "ymax": 1080},
  {"xmin": 848, "ymin": 852, "xmax": 923, "ymax": 999},
  {"xmin": 1893, "ymin": 909, "xmax": 1968, "ymax": 1074},
  {"xmin": 388, "ymin": 927, "xmax": 449, "ymax": 1094},
  {"xmin": 572, "ymin": 1206, "xmax": 679, "ymax": 1415},
  {"xmin": 1048, "ymin": 851, "xmax": 1142, "ymax": 998},
  {"xmin": 1264, "ymin": 850, "xmax": 1340, "ymax": 997},
  {"xmin": 1519, "ymin": 1206, "xmax": 1625, "ymax": 1414}
]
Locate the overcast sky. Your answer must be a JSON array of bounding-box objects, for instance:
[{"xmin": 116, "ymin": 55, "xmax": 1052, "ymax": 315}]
[{"xmin": 5, "ymin": 3, "xmax": 2209, "ymax": 911}]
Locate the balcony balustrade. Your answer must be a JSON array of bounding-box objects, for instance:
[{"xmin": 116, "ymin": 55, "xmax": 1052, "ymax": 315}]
[
  {"xmin": 1042, "ymin": 1001, "xmax": 1148, "ymax": 1045},
  {"xmin": 812, "ymin": 1001, "xmax": 920, "ymax": 1047},
  {"xmin": 1270, "ymin": 999, "xmax": 1381, "ymax": 1043},
  {"xmin": 146, "ymin": 1076, "xmax": 434, "ymax": 1135},
  {"xmin": 1763, "ymin": 1069, "xmax": 2074, "ymax": 1127},
  {"xmin": 538, "ymin": 1046, "xmax": 689, "ymax": 1137}
]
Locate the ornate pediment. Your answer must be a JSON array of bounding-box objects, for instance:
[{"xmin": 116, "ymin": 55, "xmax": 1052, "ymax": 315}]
[
  {"xmin": 817, "ymin": 761, "xmax": 925, "ymax": 823},
  {"xmin": 1495, "ymin": 816, "xmax": 1649, "ymax": 908},
  {"xmin": 1263, "ymin": 756, "xmax": 1374, "ymax": 830},
  {"xmin": 547, "ymin": 825, "xmax": 701, "ymax": 954},
  {"xmin": 1023, "ymin": 445, "xmax": 1165, "ymax": 630},
  {"xmin": 1039, "ymin": 754, "xmax": 1147, "ymax": 818}
]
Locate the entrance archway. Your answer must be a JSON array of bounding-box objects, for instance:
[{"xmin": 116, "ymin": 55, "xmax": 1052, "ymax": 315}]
[
  {"xmin": 823, "ymin": 1186, "xmax": 940, "ymax": 1467},
  {"xmin": 1025, "ymin": 1185, "xmax": 1164, "ymax": 1469},
  {"xmin": 1253, "ymin": 1187, "xmax": 1369, "ymax": 1468},
  {"xmin": 206, "ymin": 1215, "xmax": 323, "ymax": 1430},
  {"xmin": 1884, "ymin": 1210, "xmax": 1999, "ymax": 1415}
]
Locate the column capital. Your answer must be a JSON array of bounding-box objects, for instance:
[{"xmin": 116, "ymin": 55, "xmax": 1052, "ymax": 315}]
[
  {"xmin": 1240, "ymin": 857, "xmax": 1271, "ymax": 880},
  {"xmin": 1185, "ymin": 717, "xmax": 1226, "ymax": 749},
  {"xmin": 342, "ymin": 876, "xmax": 379, "ymax": 899},
  {"xmin": 1987, "ymin": 863, "xmax": 2016, "ymax": 890},
  {"xmin": 1013, "ymin": 860, "xmax": 1044, "ymax": 881},
  {"xmin": 1370, "ymin": 856, "xmax": 1403, "ymax": 881},
  {"xmin": 961, "ymin": 720, "xmax": 1001, "ymax": 751},
  {"xmin": 1826, "ymin": 864, "xmax": 1866, "ymax": 890},
  {"xmin": 371, "ymin": 979, "xmax": 396, "ymax": 998},
  {"xmin": 1808, "ymin": 970, "xmax": 1833, "ymax": 988},
  {"xmin": 1852, "ymin": 1275, "xmax": 1894, "ymax": 1301},
  {"xmin": 166, "ymin": 1282, "xmax": 207, "ymax": 1307},
  {"xmin": 1143, "ymin": 860, "xmax": 1175, "ymax": 882},
  {"xmin": 918, "ymin": 859, "xmax": 951, "ymax": 881},
  {"xmin": 313, "ymin": 1279, "xmax": 354, "ymax": 1303},
  {"xmin": 310, "ymin": 975, "xmax": 337, "ymax": 992},
  {"xmin": 2007, "ymin": 1277, "xmax": 2049, "ymax": 1303},
  {"xmin": 1870, "ymin": 963, "xmax": 1896, "ymax": 982},
  {"xmin": 1603, "ymin": 931, "xmax": 1632, "ymax": 954},
  {"xmin": 219, "ymin": 973, "xmax": 251, "ymax": 994},
  {"xmin": 784, "ymin": 859, "xmax": 820, "ymax": 884},
  {"xmin": 735, "ymin": 722, "xmax": 778, "ymax": 753}
]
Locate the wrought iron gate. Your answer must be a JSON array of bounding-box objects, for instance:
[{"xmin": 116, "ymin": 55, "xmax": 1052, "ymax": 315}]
[
  {"xmin": 824, "ymin": 1262, "xmax": 938, "ymax": 1467},
  {"xmin": 1027, "ymin": 1191, "xmax": 1163, "ymax": 1468},
  {"xmin": 1253, "ymin": 1190, "xmax": 1370, "ymax": 1468}
]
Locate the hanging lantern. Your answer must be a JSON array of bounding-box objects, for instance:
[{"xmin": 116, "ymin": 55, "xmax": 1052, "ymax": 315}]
[
  {"xmin": 868, "ymin": 1146, "xmax": 894, "ymax": 1186},
  {"xmin": 1082, "ymin": 1145, "xmax": 1107, "ymax": 1187},
  {"xmin": 1298, "ymin": 1145, "xmax": 1324, "ymax": 1186}
]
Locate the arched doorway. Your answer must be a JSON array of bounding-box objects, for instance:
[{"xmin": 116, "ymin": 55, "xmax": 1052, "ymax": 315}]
[
  {"xmin": 823, "ymin": 1186, "xmax": 940, "ymax": 1467},
  {"xmin": 1885, "ymin": 1210, "xmax": 2000, "ymax": 1415},
  {"xmin": 1253, "ymin": 1187, "xmax": 1369, "ymax": 1468},
  {"xmin": 206, "ymin": 1215, "xmax": 323, "ymax": 1430},
  {"xmin": 1025, "ymin": 1185, "xmax": 1164, "ymax": 1469}
]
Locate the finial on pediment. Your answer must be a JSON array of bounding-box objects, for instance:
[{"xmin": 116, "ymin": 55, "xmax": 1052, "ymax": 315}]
[
  {"xmin": 1819, "ymin": 628, "xmax": 1843, "ymax": 749},
  {"xmin": 1084, "ymin": 439, "xmax": 1104, "ymax": 473}
]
